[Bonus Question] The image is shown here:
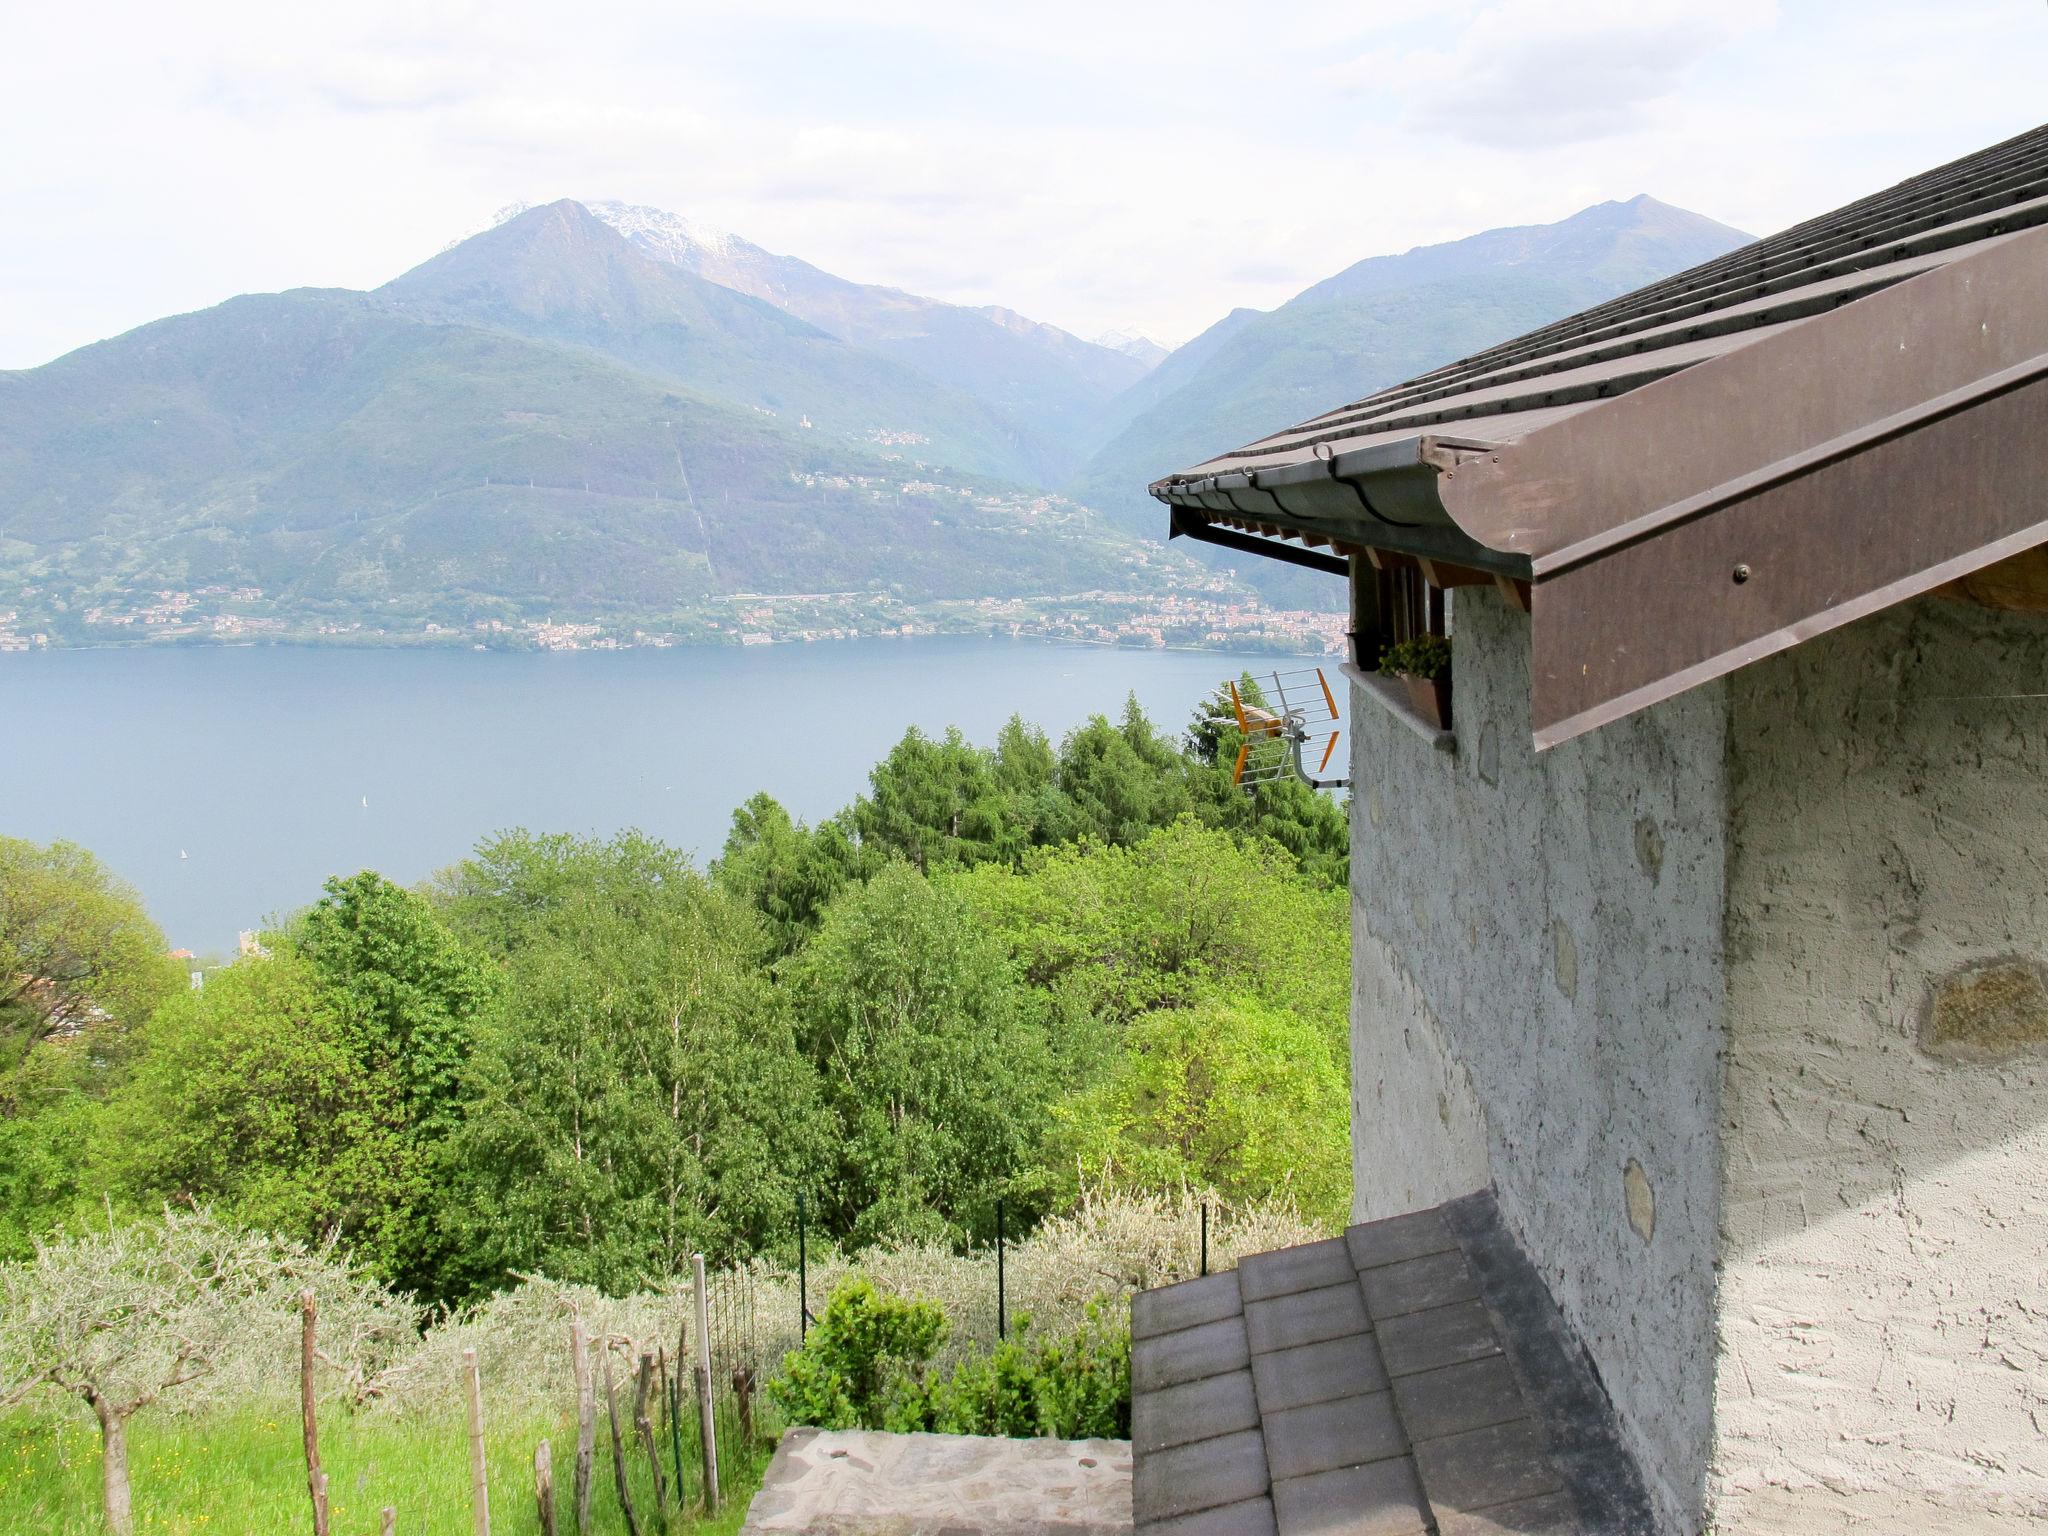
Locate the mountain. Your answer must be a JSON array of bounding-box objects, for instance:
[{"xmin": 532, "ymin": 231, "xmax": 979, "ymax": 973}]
[
  {"xmin": 0, "ymin": 287, "xmax": 1213, "ymax": 643},
  {"xmin": 383, "ymin": 201, "xmax": 1063, "ymax": 486},
  {"xmin": 581, "ymin": 201, "xmax": 1147, "ymax": 476},
  {"xmin": 1068, "ymin": 196, "xmax": 1752, "ymax": 605},
  {"xmin": 1094, "ymin": 330, "xmax": 1171, "ymax": 369}
]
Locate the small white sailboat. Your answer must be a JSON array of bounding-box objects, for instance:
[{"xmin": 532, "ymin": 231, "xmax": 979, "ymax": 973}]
[
  {"xmin": 179, "ymin": 849, "xmax": 188, "ymax": 860},
  {"xmin": 361, "ymin": 795, "xmax": 369, "ymax": 809}
]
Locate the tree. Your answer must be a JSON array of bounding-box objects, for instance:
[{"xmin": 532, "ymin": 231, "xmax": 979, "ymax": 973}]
[
  {"xmin": 108, "ymin": 952, "xmax": 415, "ymax": 1275},
  {"xmin": 296, "ymin": 871, "xmax": 497, "ymax": 1142},
  {"xmin": 956, "ymin": 819, "xmax": 1350, "ymax": 1029},
  {"xmin": 852, "ymin": 727, "xmax": 1018, "ymax": 871},
  {"xmin": 0, "ymin": 837, "xmax": 177, "ymax": 1069},
  {"xmin": 0, "ymin": 1040, "xmax": 118, "ymax": 1261},
  {"xmin": 713, "ymin": 794, "xmax": 873, "ymax": 955},
  {"xmin": 0, "ymin": 1211, "xmax": 326, "ymax": 1535},
  {"xmin": 1053, "ymin": 701, "xmax": 1192, "ymax": 848},
  {"xmin": 783, "ymin": 862, "xmax": 1055, "ymax": 1247},
  {"xmin": 443, "ymin": 833, "xmax": 831, "ymax": 1294},
  {"xmin": 1046, "ymin": 997, "xmax": 1353, "ymax": 1227}
]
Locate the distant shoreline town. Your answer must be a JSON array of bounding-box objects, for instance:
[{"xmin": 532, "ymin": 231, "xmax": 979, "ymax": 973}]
[{"xmin": 0, "ymin": 586, "xmax": 1345, "ymax": 657}]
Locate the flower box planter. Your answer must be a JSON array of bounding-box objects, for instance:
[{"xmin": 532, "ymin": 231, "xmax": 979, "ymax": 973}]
[{"xmin": 1400, "ymin": 673, "xmax": 1453, "ymax": 731}]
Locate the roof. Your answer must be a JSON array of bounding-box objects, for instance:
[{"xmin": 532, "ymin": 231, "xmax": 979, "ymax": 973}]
[
  {"xmin": 1153, "ymin": 123, "xmax": 2048, "ymax": 746},
  {"xmin": 1129, "ymin": 1190, "xmax": 1654, "ymax": 1534}
]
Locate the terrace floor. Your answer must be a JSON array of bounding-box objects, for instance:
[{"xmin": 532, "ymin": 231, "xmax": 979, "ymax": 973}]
[{"xmin": 741, "ymin": 1426, "xmax": 1134, "ymax": 1534}]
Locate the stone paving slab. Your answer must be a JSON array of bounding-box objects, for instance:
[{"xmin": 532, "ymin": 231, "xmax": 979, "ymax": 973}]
[
  {"xmin": 1411, "ymin": 1417, "xmax": 1563, "ymax": 1516},
  {"xmin": 1131, "ymin": 1427, "xmax": 1269, "ymax": 1522},
  {"xmin": 1390, "ymin": 1355, "xmax": 1527, "ymax": 1444},
  {"xmin": 1434, "ymin": 1489, "xmax": 1579, "ymax": 1535},
  {"xmin": 1143, "ymin": 1495, "xmax": 1277, "ymax": 1535},
  {"xmin": 1250, "ymin": 1332, "xmax": 1388, "ymax": 1414},
  {"xmin": 1374, "ymin": 1298, "xmax": 1504, "ymax": 1379},
  {"xmin": 1238, "ymin": 1237, "xmax": 1356, "ymax": 1302},
  {"xmin": 1261, "ymin": 1390, "xmax": 1408, "ymax": 1481},
  {"xmin": 1357, "ymin": 1248, "xmax": 1481, "ymax": 1321},
  {"xmin": 1132, "ymin": 1368, "xmax": 1260, "ymax": 1455},
  {"xmin": 1133, "ymin": 1271, "xmax": 1242, "ymax": 1340},
  {"xmin": 1244, "ymin": 1281, "xmax": 1370, "ymax": 1354},
  {"xmin": 1345, "ymin": 1208, "xmax": 1459, "ymax": 1272},
  {"xmin": 741, "ymin": 1427, "xmax": 1134, "ymax": 1534},
  {"xmin": 1132, "ymin": 1314, "xmax": 1250, "ymax": 1393},
  {"xmin": 1136, "ymin": 1192, "xmax": 1656, "ymax": 1535},
  {"xmin": 1270, "ymin": 1458, "xmax": 1432, "ymax": 1536}
]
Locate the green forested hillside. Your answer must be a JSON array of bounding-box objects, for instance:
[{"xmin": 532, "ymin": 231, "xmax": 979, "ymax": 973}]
[
  {"xmin": 385, "ymin": 201, "xmax": 1068, "ymax": 486},
  {"xmin": 0, "ymin": 289, "xmax": 1192, "ymax": 640},
  {"xmin": 589, "ymin": 200, "xmax": 1149, "ymax": 478}
]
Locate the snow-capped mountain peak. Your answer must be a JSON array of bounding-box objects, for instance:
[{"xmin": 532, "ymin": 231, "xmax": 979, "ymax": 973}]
[
  {"xmin": 584, "ymin": 200, "xmax": 748, "ymax": 264},
  {"xmin": 1093, "ymin": 328, "xmax": 1171, "ymax": 369}
]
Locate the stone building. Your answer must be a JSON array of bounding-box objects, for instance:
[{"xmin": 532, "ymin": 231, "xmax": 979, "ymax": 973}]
[{"xmin": 1130, "ymin": 126, "xmax": 2048, "ymax": 1533}]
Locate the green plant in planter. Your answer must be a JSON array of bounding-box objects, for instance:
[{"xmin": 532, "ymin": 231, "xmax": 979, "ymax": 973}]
[{"xmin": 1377, "ymin": 633, "xmax": 1452, "ymax": 681}]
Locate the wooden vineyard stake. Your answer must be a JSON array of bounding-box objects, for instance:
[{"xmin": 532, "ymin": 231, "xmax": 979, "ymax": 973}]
[
  {"xmin": 693, "ymin": 1254, "xmax": 720, "ymax": 1510},
  {"xmin": 534, "ymin": 1438, "xmax": 556, "ymax": 1536},
  {"xmin": 601, "ymin": 1346, "xmax": 642, "ymax": 1536},
  {"xmin": 463, "ymin": 1348, "xmax": 491, "ymax": 1536},
  {"xmin": 300, "ymin": 1291, "xmax": 330, "ymax": 1536},
  {"xmin": 633, "ymin": 1352, "xmax": 669, "ymax": 1524},
  {"xmin": 570, "ymin": 1314, "xmax": 595, "ymax": 1536}
]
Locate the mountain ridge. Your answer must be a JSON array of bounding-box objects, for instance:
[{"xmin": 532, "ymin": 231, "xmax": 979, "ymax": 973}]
[
  {"xmin": 579, "ymin": 200, "xmax": 1147, "ymax": 476},
  {"xmin": 1065, "ymin": 194, "xmax": 1754, "ymax": 604}
]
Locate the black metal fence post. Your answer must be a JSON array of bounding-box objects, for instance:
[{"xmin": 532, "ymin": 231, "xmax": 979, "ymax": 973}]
[
  {"xmin": 996, "ymin": 1199, "xmax": 1007, "ymax": 1341},
  {"xmin": 1201, "ymin": 1201, "xmax": 1209, "ymax": 1277},
  {"xmin": 797, "ymin": 1193, "xmax": 809, "ymax": 1341}
]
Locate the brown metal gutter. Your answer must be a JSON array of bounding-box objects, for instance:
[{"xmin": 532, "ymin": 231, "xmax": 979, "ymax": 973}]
[{"xmin": 1152, "ymin": 433, "xmax": 1527, "ymax": 577}]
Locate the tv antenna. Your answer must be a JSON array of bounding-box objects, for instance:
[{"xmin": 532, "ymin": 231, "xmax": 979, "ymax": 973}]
[{"xmin": 1217, "ymin": 667, "xmax": 1347, "ymax": 791}]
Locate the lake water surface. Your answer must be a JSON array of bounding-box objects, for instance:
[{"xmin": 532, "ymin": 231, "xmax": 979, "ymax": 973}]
[{"xmin": 0, "ymin": 639, "xmax": 1288, "ymax": 950}]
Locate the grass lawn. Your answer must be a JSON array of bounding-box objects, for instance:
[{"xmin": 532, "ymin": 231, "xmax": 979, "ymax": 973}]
[{"xmin": 0, "ymin": 1406, "xmax": 766, "ymax": 1535}]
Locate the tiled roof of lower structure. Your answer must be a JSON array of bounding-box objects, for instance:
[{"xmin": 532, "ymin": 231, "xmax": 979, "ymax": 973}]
[
  {"xmin": 1156, "ymin": 123, "xmax": 2048, "ymax": 485},
  {"xmin": 1129, "ymin": 1191, "xmax": 1654, "ymax": 1535}
]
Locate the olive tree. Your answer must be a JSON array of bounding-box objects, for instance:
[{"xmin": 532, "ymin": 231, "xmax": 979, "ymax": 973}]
[{"xmin": 0, "ymin": 1210, "xmax": 346, "ymax": 1534}]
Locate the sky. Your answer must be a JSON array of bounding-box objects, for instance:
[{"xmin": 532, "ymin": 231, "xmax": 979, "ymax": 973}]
[{"xmin": 5, "ymin": 0, "xmax": 2047, "ymax": 369}]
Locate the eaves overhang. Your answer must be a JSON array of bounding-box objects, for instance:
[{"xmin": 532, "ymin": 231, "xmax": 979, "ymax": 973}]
[
  {"xmin": 1147, "ymin": 124, "xmax": 2048, "ymax": 749},
  {"xmin": 1151, "ymin": 432, "xmax": 1531, "ymax": 579}
]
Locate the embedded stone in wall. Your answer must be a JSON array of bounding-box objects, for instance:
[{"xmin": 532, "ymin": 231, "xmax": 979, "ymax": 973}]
[
  {"xmin": 1920, "ymin": 958, "xmax": 2048, "ymax": 1061},
  {"xmin": 1553, "ymin": 919, "xmax": 1579, "ymax": 1001},
  {"xmin": 1634, "ymin": 817, "xmax": 1664, "ymax": 882},
  {"xmin": 1624, "ymin": 1159, "xmax": 1655, "ymax": 1243}
]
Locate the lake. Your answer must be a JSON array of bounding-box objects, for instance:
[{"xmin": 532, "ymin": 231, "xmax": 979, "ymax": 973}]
[{"xmin": 0, "ymin": 638, "xmax": 1295, "ymax": 951}]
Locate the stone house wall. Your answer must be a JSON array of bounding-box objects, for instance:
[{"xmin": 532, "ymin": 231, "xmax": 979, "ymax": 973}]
[
  {"xmin": 1348, "ymin": 586, "xmax": 1729, "ymax": 1532},
  {"xmin": 1347, "ymin": 584, "xmax": 2048, "ymax": 1533},
  {"xmin": 1711, "ymin": 596, "xmax": 2048, "ymax": 1533}
]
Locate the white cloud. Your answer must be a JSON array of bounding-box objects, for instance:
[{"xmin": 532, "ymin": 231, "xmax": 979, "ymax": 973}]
[
  {"xmin": 1324, "ymin": 0, "xmax": 1780, "ymax": 148},
  {"xmin": 0, "ymin": 0, "xmax": 2044, "ymax": 368}
]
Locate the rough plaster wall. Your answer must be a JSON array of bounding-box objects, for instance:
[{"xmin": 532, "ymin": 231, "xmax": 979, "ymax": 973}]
[
  {"xmin": 1712, "ymin": 596, "xmax": 2048, "ymax": 1532},
  {"xmin": 1347, "ymin": 914, "xmax": 1490, "ymax": 1221},
  {"xmin": 1350, "ymin": 587, "xmax": 1728, "ymax": 1532}
]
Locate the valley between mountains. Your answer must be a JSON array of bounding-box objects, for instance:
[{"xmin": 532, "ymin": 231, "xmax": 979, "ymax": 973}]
[{"xmin": 0, "ymin": 195, "xmax": 1746, "ymax": 654}]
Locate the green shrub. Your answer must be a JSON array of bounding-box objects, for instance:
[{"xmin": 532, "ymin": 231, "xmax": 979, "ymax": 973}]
[
  {"xmin": 765, "ymin": 1278, "xmax": 946, "ymax": 1430},
  {"xmin": 1377, "ymin": 633, "xmax": 1451, "ymax": 681},
  {"xmin": 767, "ymin": 1282, "xmax": 1131, "ymax": 1441},
  {"xmin": 925, "ymin": 1303, "xmax": 1130, "ymax": 1440}
]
